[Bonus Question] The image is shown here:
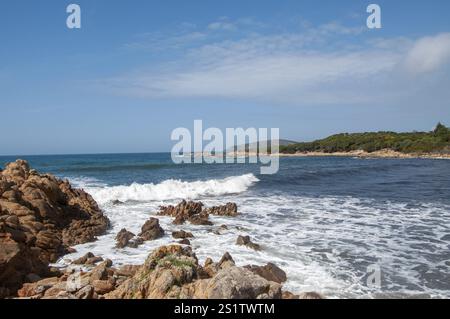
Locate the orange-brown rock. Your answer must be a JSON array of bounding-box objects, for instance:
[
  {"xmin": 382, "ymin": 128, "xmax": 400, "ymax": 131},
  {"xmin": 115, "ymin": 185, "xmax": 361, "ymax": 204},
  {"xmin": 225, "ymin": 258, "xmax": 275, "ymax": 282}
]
[
  {"xmin": 0, "ymin": 160, "xmax": 110, "ymax": 296},
  {"xmin": 138, "ymin": 218, "xmax": 164, "ymax": 241}
]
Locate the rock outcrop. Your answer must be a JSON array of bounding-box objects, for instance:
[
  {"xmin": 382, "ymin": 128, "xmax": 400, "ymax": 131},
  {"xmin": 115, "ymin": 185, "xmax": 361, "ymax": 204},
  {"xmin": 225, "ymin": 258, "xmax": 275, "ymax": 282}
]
[
  {"xmin": 0, "ymin": 160, "xmax": 109, "ymax": 295},
  {"xmin": 105, "ymin": 245, "xmax": 282, "ymax": 299},
  {"xmin": 158, "ymin": 200, "xmax": 206, "ymax": 225},
  {"xmin": 204, "ymin": 203, "xmax": 238, "ymax": 217},
  {"xmin": 105, "ymin": 245, "xmax": 199, "ymax": 299},
  {"xmin": 115, "ymin": 229, "xmax": 143, "ymax": 248},
  {"xmin": 236, "ymin": 235, "xmax": 261, "ymax": 251},
  {"xmin": 13, "ymin": 244, "xmax": 316, "ymax": 300},
  {"xmin": 138, "ymin": 218, "xmax": 164, "ymax": 241},
  {"xmin": 158, "ymin": 201, "xmax": 240, "ymax": 226},
  {"xmin": 180, "ymin": 266, "xmax": 282, "ymax": 299},
  {"xmin": 172, "ymin": 230, "xmax": 193, "ymax": 239},
  {"xmin": 244, "ymin": 263, "xmax": 287, "ymax": 284},
  {"xmin": 17, "ymin": 258, "xmax": 128, "ymax": 299},
  {"xmin": 72, "ymin": 252, "xmax": 104, "ymax": 265}
]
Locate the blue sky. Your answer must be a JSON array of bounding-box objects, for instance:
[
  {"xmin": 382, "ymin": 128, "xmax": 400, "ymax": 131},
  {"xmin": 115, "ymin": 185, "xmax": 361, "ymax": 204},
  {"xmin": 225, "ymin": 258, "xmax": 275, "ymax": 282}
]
[{"xmin": 1, "ymin": 0, "xmax": 450, "ymax": 155}]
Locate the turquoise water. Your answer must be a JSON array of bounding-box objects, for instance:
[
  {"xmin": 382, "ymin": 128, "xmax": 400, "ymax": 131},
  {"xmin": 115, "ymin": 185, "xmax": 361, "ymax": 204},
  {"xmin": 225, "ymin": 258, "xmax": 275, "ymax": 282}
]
[{"xmin": 1, "ymin": 154, "xmax": 450, "ymax": 298}]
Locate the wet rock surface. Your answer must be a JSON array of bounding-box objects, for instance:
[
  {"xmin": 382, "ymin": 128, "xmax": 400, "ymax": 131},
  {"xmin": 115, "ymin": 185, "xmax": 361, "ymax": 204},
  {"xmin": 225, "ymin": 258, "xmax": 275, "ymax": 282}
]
[
  {"xmin": 236, "ymin": 235, "xmax": 261, "ymax": 251},
  {"xmin": 115, "ymin": 229, "xmax": 143, "ymax": 248},
  {"xmin": 2, "ymin": 178, "xmax": 323, "ymax": 299},
  {"xmin": 138, "ymin": 218, "xmax": 164, "ymax": 241}
]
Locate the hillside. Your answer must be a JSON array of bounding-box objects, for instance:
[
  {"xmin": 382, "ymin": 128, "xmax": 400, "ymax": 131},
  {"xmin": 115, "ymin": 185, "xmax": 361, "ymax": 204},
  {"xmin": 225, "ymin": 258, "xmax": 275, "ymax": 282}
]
[{"xmin": 280, "ymin": 123, "xmax": 450, "ymax": 155}]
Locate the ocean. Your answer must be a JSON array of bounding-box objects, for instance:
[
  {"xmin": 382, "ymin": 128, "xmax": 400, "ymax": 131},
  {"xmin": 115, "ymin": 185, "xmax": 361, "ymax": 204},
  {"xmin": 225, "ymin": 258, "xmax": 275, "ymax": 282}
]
[{"xmin": 1, "ymin": 153, "xmax": 449, "ymax": 298}]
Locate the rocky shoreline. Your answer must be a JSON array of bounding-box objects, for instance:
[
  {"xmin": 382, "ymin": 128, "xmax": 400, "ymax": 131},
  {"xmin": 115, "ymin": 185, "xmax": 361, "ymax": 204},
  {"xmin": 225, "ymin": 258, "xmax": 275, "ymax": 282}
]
[
  {"xmin": 225, "ymin": 149, "xmax": 450, "ymax": 159},
  {"xmin": 1, "ymin": 160, "xmax": 321, "ymax": 299},
  {"xmin": 0, "ymin": 160, "xmax": 109, "ymax": 297}
]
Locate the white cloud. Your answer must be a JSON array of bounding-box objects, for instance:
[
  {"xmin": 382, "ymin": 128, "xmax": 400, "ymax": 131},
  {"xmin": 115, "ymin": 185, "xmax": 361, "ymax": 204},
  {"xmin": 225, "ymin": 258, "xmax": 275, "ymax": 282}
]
[
  {"xmin": 207, "ymin": 20, "xmax": 236, "ymax": 31},
  {"xmin": 404, "ymin": 33, "xmax": 450, "ymax": 74},
  {"xmin": 105, "ymin": 23, "xmax": 450, "ymax": 106}
]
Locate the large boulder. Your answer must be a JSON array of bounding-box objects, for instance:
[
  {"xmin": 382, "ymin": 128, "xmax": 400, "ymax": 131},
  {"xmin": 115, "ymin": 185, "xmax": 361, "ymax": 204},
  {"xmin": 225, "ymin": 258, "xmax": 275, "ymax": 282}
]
[
  {"xmin": 106, "ymin": 247, "xmax": 282, "ymax": 300},
  {"xmin": 105, "ymin": 245, "xmax": 199, "ymax": 299},
  {"xmin": 180, "ymin": 266, "xmax": 282, "ymax": 299},
  {"xmin": 244, "ymin": 263, "xmax": 287, "ymax": 284},
  {"xmin": 0, "ymin": 160, "xmax": 110, "ymax": 295}
]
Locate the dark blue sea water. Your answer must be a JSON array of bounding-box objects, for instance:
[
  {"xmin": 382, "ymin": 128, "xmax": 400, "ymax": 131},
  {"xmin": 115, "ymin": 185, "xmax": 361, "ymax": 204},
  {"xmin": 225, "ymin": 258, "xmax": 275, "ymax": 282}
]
[{"xmin": 1, "ymin": 153, "xmax": 449, "ymax": 298}]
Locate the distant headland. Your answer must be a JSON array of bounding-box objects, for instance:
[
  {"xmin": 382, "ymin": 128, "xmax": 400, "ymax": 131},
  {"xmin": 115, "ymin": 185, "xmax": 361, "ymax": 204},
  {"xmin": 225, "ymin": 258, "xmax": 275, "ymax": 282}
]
[{"xmin": 278, "ymin": 123, "xmax": 450, "ymax": 159}]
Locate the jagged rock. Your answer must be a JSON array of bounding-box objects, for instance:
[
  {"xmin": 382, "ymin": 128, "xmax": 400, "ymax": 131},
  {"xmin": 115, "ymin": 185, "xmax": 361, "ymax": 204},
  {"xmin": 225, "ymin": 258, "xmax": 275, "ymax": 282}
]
[
  {"xmin": 115, "ymin": 228, "xmax": 143, "ymax": 248},
  {"xmin": 115, "ymin": 265, "xmax": 140, "ymax": 277},
  {"xmin": 0, "ymin": 160, "xmax": 110, "ymax": 295},
  {"xmin": 298, "ymin": 292, "xmax": 324, "ymax": 299},
  {"xmin": 105, "ymin": 245, "xmax": 199, "ymax": 299},
  {"xmin": 17, "ymin": 277, "xmax": 59, "ymax": 298},
  {"xmin": 111, "ymin": 200, "xmax": 124, "ymax": 206},
  {"xmin": 92, "ymin": 279, "xmax": 115, "ymax": 294},
  {"xmin": 158, "ymin": 200, "xmax": 205, "ymax": 225},
  {"xmin": 197, "ymin": 252, "xmax": 236, "ymax": 280},
  {"xmin": 218, "ymin": 252, "xmax": 235, "ymax": 269},
  {"xmin": 138, "ymin": 218, "xmax": 164, "ymax": 241},
  {"xmin": 244, "ymin": 263, "xmax": 287, "ymax": 284},
  {"xmin": 180, "ymin": 266, "xmax": 282, "ymax": 299},
  {"xmin": 178, "ymin": 239, "xmax": 191, "ymax": 245},
  {"xmin": 89, "ymin": 260, "xmax": 112, "ymax": 283},
  {"xmin": 188, "ymin": 212, "xmax": 213, "ymax": 226},
  {"xmin": 74, "ymin": 285, "xmax": 95, "ymax": 299},
  {"xmin": 14, "ymin": 244, "xmax": 292, "ymax": 300},
  {"xmin": 172, "ymin": 230, "xmax": 194, "ymax": 239},
  {"xmin": 86, "ymin": 256, "xmax": 104, "ymax": 265},
  {"xmin": 236, "ymin": 235, "xmax": 261, "ymax": 251},
  {"xmin": 15, "ymin": 252, "xmax": 143, "ymax": 299},
  {"xmin": 204, "ymin": 203, "xmax": 238, "ymax": 217},
  {"xmin": 72, "ymin": 252, "xmax": 95, "ymax": 265}
]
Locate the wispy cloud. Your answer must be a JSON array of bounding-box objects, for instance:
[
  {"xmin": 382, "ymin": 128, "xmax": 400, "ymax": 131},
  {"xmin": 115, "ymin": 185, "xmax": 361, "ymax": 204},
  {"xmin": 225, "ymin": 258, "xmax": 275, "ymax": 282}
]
[
  {"xmin": 104, "ymin": 19, "xmax": 450, "ymax": 106},
  {"xmin": 404, "ymin": 33, "xmax": 450, "ymax": 74}
]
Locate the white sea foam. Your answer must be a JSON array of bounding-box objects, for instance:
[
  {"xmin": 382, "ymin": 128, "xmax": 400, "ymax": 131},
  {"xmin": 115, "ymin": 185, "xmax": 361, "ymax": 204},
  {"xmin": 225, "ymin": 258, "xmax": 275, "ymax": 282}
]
[
  {"xmin": 57, "ymin": 175, "xmax": 450, "ymax": 299},
  {"xmin": 86, "ymin": 174, "xmax": 259, "ymax": 205},
  {"xmin": 67, "ymin": 176, "xmax": 108, "ymax": 189}
]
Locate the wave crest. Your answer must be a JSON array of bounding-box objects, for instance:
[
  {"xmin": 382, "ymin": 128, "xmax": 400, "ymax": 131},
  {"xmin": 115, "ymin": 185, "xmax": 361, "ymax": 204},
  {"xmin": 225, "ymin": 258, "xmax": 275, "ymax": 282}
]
[{"xmin": 87, "ymin": 174, "xmax": 259, "ymax": 204}]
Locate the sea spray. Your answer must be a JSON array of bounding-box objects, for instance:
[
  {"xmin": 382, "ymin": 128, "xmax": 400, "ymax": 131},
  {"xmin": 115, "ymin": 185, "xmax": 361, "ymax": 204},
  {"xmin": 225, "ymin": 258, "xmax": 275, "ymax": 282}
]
[{"xmin": 86, "ymin": 174, "xmax": 259, "ymax": 205}]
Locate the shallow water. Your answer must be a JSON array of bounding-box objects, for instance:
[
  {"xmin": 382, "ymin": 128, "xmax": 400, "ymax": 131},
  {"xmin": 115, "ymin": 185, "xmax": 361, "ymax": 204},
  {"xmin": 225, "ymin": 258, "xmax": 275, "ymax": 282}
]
[{"xmin": 1, "ymin": 153, "xmax": 449, "ymax": 298}]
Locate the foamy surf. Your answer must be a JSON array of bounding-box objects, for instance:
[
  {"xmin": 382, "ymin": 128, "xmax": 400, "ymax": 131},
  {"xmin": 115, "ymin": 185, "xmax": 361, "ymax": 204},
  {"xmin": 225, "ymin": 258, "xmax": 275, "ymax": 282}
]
[{"xmin": 85, "ymin": 174, "xmax": 259, "ymax": 205}]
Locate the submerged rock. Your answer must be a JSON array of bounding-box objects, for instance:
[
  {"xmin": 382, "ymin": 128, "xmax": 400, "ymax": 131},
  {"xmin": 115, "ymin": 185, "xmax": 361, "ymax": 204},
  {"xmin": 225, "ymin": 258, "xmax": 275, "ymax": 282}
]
[
  {"xmin": 178, "ymin": 239, "xmax": 191, "ymax": 245},
  {"xmin": 172, "ymin": 230, "xmax": 194, "ymax": 239},
  {"xmin": 236, "ymin": 235, "xmax": 261, "ymax": 251}
]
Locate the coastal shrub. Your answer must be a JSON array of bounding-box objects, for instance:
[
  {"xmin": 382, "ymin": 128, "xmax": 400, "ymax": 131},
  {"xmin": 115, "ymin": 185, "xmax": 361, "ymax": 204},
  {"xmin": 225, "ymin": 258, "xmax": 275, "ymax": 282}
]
[{"xmin": 280, "ymin": 123, "xmax": 450, "ymax": 154}]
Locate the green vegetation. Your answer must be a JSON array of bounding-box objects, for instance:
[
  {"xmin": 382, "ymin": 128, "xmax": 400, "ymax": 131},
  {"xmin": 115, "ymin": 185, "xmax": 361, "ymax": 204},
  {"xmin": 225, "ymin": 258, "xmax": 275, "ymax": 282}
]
[
  {"xmin": 157, "ymin": 255, "xmax": 196, "ymax": 269},
  {"xmin": 280, "ymin": 123, "xmax": 450, "ymax": 154}
]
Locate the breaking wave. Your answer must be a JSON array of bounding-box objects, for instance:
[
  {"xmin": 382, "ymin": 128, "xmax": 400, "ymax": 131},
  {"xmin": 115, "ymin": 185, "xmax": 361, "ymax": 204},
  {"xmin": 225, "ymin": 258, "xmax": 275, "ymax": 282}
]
[{"xmin": 86, "ymin": 174, "xmax": 259, "ymax": 204}]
